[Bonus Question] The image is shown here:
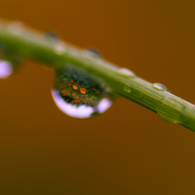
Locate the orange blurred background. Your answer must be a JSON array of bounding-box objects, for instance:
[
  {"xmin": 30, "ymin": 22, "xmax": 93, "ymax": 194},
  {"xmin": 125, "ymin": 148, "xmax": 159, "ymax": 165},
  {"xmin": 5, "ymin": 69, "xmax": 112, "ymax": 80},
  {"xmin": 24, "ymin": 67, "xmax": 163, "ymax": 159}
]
[{"xmin": 0, "ymin": 0, "xmax": 195, "ymax": 194}]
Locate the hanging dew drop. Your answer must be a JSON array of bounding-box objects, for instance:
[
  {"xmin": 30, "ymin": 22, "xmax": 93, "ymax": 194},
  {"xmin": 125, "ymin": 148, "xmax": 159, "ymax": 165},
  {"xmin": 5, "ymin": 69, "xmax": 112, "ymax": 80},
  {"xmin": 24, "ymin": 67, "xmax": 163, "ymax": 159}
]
[
  {"xmin": 0, "ymin": 60, "xmax": 13, "ymax": 79},
  {"xmin": 0, "ymin": 51, "xmax": 23, "ymax": 78},
  {"xmin": 52, "ymin": 65, "xmax": 116, "ymax": 118}
]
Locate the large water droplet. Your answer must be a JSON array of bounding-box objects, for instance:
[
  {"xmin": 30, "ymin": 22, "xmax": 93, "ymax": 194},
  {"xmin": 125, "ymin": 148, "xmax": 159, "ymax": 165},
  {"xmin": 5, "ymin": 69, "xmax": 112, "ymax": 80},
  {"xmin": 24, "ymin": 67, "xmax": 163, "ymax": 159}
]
[
  {"xmin": 152, "ymin": 83, "xmax": 167, "ymax": 91},
  {"xmin": 0, "ymin": 60, "xmax": 13, "ymax": 79},
  {"xmin": 52, "ymin": 65, "xmax": 116, "ymax": 118}
]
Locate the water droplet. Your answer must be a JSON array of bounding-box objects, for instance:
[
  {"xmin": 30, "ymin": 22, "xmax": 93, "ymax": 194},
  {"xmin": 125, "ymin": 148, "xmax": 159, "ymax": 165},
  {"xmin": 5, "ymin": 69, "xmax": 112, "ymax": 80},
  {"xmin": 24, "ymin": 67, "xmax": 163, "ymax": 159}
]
[
  {"xmin": 124, "ymin": 88, "xmax": 131, "ymax": 93},
  {"xmin": 152, "ymin": 83, "xmax": 167, "ymax": 91},
  {"xmin": 0, "ymin": 60, "xmax": 13, "ymax": 78},
  {"xmin": 118, "ymin": 68, "xmax": 136, "ymax": 78},
  {"xmin": 84, "ymin": 48, "xmax": 102, "ymax": 58},
  {"xmin": 156, "ymin": 110, "xmax": 178, "ymax": 123},
  {"xmin": 0, "ymin": 52, "xmax": 23, "ymax": 78},
  {"xmin": 8, "ymin": 21, "xmax": 24, "ymax": 36},
  {"xmin": 52, "ymin": 65, "xmax": 116, "ymax": 118},
  {"xmin": 155, "ymin": 95, "xmax": 183, "ymax": 124},
  {"xmin": 44, "ymin": 31, "xmax": 59, "ymax": 42},
  {"xmin": 54, "ymin": 42, "xmax": 65, "ymax": 55},
  {"xmin": 123, "ymin": 83, "xmax": 131, "ymax": 93}
]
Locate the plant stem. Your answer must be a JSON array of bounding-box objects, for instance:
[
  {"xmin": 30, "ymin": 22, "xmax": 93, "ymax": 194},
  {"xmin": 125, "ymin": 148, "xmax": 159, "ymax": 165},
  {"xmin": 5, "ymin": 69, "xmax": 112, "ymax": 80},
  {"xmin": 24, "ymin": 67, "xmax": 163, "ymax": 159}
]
[{"xmin": 0, "ymin": 20, "xmax": 195, "ymax": 131}]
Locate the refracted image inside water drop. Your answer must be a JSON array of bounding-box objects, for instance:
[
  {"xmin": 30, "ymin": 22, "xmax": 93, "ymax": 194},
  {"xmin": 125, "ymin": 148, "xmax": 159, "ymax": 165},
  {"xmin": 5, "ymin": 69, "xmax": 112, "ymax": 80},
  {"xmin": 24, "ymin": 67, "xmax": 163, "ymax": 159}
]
[{"xmin": 52, "ymin": 65, "xmax": 116, "ymax": 118}]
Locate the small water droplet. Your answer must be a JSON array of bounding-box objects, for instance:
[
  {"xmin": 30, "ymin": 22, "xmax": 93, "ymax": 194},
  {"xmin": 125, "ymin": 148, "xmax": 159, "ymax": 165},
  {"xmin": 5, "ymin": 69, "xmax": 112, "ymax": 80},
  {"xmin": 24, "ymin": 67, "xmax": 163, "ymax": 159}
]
[
  {"xmin": 44, "ymin": 31, "xmax": 59, "ymax": 42},
  {"xmin": 0, "ymin": 60, "xmax": 13, "ymax": 78},
  {"xmin": 54, "ymin": 42, "xmax": 66, "ymax": 55},
  {"xmin": 155, "ymin": 95, "xmax": 183, "ymax": 124},
  {"xmin": 123, "ymin": 83, "xmax": 131, "ymax": 93},
  {"xmin": 52, "ymin": 65, "xmax": 116, "ymax": 118},
  {"xmin": 156, "ymin": 110, "xmax": 178, "ymax": 123},
  {"xmin": 8, "ymin": 21, "xmax": 24, "ymax": 36},
  {"xmin": 118, "ymin": 68, "xmax": 136, "ymax": 78},
  {"xmin": 152, "ymin": 83, "xmax": 167, "ymax": 91},
  {"xmin": 84, "ymin": 48, "xmax": 102, "ymax": 58},
  {"xmin": 124, "ymin": 88, "xmax": 131, "ymax": 93}
]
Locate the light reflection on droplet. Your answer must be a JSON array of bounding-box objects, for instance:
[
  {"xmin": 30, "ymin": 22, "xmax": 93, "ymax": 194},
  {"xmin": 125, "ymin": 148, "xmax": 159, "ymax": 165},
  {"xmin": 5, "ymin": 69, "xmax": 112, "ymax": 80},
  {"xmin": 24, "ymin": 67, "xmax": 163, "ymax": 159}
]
[
  {"xmin": 97, "ymin": 98, "xmax": 112, "ymax": 113},
  {"xmin": 52, "ymin": 89, "xmax": 113, "ymax": 118},
  {"xmin": 0, "ymin": 60, "xmax": 13, "ymax": 79},
  {"xmin": 52, "ymin": 89, "xmax": 94, "ymax": 118}
]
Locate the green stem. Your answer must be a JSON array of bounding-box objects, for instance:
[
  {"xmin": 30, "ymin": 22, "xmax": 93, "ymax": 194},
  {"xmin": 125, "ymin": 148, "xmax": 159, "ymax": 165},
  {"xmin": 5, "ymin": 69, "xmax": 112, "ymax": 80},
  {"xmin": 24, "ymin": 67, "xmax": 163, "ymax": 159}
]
[{"xmin": 0, "ymin": 20, "xmax": 195, "ymax": 131}]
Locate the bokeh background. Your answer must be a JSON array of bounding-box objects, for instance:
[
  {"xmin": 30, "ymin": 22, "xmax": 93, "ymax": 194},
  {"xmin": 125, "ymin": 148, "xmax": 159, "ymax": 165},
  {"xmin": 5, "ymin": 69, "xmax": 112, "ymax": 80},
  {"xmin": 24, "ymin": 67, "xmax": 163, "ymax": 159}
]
[{"xmin": 0, "ymin": 0, "xmax": 195, "ymax": 194}]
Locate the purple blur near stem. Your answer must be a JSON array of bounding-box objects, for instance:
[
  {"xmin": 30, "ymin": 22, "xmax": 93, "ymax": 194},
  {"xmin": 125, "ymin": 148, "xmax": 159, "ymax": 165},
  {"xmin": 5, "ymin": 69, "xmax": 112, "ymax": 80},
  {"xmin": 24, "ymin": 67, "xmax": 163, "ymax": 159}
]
[{"xmin": 0, "ymin": 61, "xmax": 12, "ymax": 78}]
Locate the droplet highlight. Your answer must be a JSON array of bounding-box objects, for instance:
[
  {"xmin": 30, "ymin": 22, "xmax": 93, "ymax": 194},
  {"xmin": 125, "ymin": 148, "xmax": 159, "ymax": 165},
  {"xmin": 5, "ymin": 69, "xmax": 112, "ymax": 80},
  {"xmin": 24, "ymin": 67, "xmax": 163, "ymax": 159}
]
[
  {"xmin": 152, "ymin": 83, "xmax": 167, "ymax": 91},
  {"xmin": 52, "ymin": 65, "xmax": 116, "ymax": 118}
]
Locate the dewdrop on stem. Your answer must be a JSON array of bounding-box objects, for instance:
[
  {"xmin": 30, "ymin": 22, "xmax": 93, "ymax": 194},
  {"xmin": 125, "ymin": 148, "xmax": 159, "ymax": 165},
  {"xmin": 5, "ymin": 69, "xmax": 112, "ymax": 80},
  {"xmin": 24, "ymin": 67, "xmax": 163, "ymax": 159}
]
[
  {"xmin": 0, "ymin": 60, "xmax": 13, "ymax": 79},
  {"xmin": 51, "ymin": 64, "xmax": 117, "ymax": 118},
  {"xmin": 0, "ymin": 54, "xmax": 23, "ymax": 79}
]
